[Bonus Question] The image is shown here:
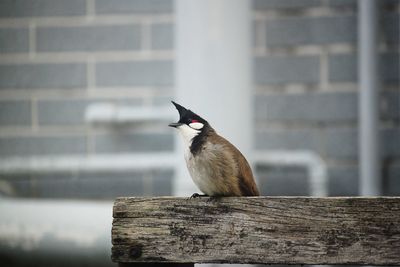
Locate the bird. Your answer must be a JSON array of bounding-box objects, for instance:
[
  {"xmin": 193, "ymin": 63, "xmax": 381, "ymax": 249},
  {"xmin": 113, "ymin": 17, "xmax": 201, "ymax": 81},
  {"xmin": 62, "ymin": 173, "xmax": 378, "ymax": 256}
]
[{"xmin": 168, "ymin": 101, "xmax": 260, "ymax": 197}]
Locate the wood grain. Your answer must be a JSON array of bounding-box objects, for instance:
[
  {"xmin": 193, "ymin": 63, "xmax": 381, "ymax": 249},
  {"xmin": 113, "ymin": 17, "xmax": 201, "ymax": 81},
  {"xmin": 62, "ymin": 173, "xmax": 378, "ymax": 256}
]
[{"xmin": 112, "ymin": 197, "xmax": 400, "ymax": 265}]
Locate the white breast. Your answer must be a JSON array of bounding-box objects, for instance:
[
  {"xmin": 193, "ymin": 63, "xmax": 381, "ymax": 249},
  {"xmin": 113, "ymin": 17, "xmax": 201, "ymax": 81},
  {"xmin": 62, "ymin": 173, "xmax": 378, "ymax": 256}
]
[
  {"xmin": 184, "ymin": 143, "xmax": 225, "ymax": 196},
  {"xmin": 176, "ymin": 124, "xmax": 223, "ymax": 196}
]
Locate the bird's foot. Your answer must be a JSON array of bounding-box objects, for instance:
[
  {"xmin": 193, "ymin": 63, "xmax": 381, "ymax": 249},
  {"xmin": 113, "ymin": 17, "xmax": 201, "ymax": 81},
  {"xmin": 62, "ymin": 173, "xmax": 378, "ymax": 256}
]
[{"xmin": 189, "ymin": 193, "xmax": 207, "ymax": 199}]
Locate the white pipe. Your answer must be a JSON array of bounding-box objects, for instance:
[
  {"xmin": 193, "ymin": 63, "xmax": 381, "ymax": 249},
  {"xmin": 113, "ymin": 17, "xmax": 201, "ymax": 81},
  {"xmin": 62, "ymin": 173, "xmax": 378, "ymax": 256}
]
[
  {"xmin": 85, "ymin": 104, "xmax": 175, "ymax": 125},
  {"xmin": 254, "ymin": 150, "xmax": 328, "ymax": 196},
  {"xmin": 0, "ymin": 151, "xmax": 328, "ymax": 197},
  {"xmin": 0, "ymin": 153, "xmax": 176, "ymax": 175},
  {"xmin": 358, "ymin": 0, "xmax": 381, "ymax": 195},
  {"xmin": 174, "ymin": 0, "xmax": 252, "ymax": 196}
]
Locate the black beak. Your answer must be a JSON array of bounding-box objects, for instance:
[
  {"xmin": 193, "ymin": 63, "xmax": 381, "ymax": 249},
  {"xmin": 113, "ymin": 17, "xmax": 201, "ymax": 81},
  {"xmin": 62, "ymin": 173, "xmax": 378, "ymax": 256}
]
[
  {"xmin": 171, "ymin": 101, "xmax": 187, "ymax": 117},
  {"xmin": 170, "ymin": 101, "xmax": 187, "ymax": 128},
  {"xmin": 168, "ymin": 122, "xmax": 183, "ymax": 128}
]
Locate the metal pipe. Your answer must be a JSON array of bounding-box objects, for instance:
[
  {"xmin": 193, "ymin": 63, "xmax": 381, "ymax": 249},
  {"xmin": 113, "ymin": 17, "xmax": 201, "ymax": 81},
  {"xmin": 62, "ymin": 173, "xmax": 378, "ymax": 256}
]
[
  {"xmin": 0, "ymin": 153, "xmax": 176, "ymax": 175},
  {"xmin": 358, "ymin": 0, "xmax": 381, "ymax": 195},
  {"xmin": 254, "ymin": 150, "xmax": 328, "ymax": 196},
  {"xmin": 85, "ymin": 104, "xmax": 175, "ymax": 125}
]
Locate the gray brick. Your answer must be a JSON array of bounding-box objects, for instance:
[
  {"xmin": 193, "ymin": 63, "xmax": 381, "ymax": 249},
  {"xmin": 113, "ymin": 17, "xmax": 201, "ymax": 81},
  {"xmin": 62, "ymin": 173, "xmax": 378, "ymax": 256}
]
[
  {"xmin": 76, "ymin": 172, "xmax": 144, "ymax": 198},
  {"xmin": 256, "ymin": 165, "xmax": 309, "ymax": 196},
  {"xmin": 385, "ymin": 0, "xmax": 400, "ymax": 8},
  {"xmin": 95, "ymin": 133, "xmax": 173, "ymax": 153},
  {"xmin": 383, "ymin": 14, "xmax": 399, "ymax": 44},
  {"xmin": 328, "ymin": 53, "xmax": 356, "ymax": 82},
  {"xmin": 37, "ymin": 98, "xmax": 141, "ymax": 126},
  {"xmin": 32, "ymin": 172, "xmax": 144, "ymax": 199},
  {"xmin": 0, "ymin": 136, "xmax": 86, "ymax": 157},
  {"xmin": 387, "ymin": 165, "xmax": 400, "ymax": 196},
  {"xmin": 38, "ymin": 100, "xmax": 88, "ymax": 126},
  {"xmin": 265, "ymin": 16, "xmax": 356, "ymax": 47},
  {"xmin": 324, "ymin": 127, "xmax": 400, "ymax": 160},
  {"xmin": 0, "ymin": 28, "xmax": 29, "ymax": 53},
  {"xmin": 328, "ymin": 166, "xmax": 358, "ymax": 196},
  {"xmin": 324, "ymin": 127, "xmax": 357, "ymax": 159},
  {"xmin": 255, "ymin": 91, "xmax": 357, "ymax": 123},
  {"xmin": 255, "ymin": 128, "xmax": 320, "ymax": 151},
  {"xmin": 150, "ymin": 169, "xmax": 174, "ymax": 196},
  {"xmin": 382, "ymin": 128, "xmax": 400, "ymax": 158},
  {"xmin": 255, "ymin": 56, "xmax": 320, "ymax": 85},
  {"xmin": 381, "ymin": 91, "xmax": 400, "ymax": 120},
  {"xmin": 4, "ymin": 170, "xmax": 173, "ymax": 198},
  {"xmin": 96, "ymin": 61, "xmax": 173, "ymax": 87},
  {"xmin": 328, "ymin": 53, "xmax": 399, "ymax": 85},
  {"xmin": 327, "ymin": 0, "xmax": 356, "ymax": 6},
  {"xmin": 382, "ymin": 53, "xmax": 400, "ymax": 85},
  {"xmin": 1, "ymin": 176, "xmax": 33, "ymax": 197},
  {"xmin": 95, "ymin": 0, "xmax": 172, "ymax": 14},
  {"xmin": 386, "ymin": 0, "xmax": 400, "ymax": 6},
  {"xmin": 256, "ymin": 91, "xmax": 398, "ymax": 123},
  {"xmin": 0, "ymin": 0, "xmax": 86, "ymax": 17},
  {"xmin": 0, "ymin": 101, "xmax": 31, "ymax": 126},
  {"xmin": 0, "ymin": 63, "xmax": 87, "ymax": 89},
  {"xmin": 37, "ymin": 25, "xmax": 141, "ymax": 52},
  {"xmin": 151, "ymin": 23, "xmax": 173, "ymax": 50},
  {"xmin": 254, "ymin": 0, "xmax": 321, "ymax": 9},
  {"xmin": 329, "ymin": 0, "xmax": 399, "ymax": 7}
]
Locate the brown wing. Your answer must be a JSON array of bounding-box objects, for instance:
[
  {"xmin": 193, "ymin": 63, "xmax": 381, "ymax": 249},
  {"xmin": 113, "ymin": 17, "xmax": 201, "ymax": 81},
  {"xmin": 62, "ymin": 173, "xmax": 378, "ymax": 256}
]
[
  {"xmin": 236, "ymin": 149, "xmax": 260, "ymax": 196},
  {"xmin": 209, "ymin": 134, "xmax": 260, "ymax": 196}
]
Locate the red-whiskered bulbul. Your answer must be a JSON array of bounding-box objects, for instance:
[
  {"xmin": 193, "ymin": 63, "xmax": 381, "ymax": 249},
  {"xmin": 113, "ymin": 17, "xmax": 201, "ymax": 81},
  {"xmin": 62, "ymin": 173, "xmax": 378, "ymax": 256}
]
[{"xmin": 169, "ymin": 101, "xmax": 260, "ymax": 197}]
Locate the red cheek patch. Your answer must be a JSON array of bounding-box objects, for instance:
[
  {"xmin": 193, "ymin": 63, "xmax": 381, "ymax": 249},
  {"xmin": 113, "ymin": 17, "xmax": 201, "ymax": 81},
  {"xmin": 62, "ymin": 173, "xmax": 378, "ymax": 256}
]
[{"xmin": 191, "ymin": 119, "xmax": 199, "ymax": 123}]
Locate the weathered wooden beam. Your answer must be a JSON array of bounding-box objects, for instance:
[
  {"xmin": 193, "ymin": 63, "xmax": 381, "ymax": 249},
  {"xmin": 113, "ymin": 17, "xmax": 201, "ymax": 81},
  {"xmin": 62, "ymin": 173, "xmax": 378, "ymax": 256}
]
[{"xmin": 112, "ymin": 197, "xmax": 400, "ymax": 265}]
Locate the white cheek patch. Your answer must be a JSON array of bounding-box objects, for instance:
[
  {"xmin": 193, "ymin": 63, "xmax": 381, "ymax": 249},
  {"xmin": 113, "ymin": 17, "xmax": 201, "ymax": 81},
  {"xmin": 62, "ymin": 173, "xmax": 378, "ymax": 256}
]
[
  {"xmin": 189, "ymin": 122, "xmax": 204, "ymax": 130},
  {"xmin": 177, "ymin": 124, "xmax": 201, "ymax": 147}
]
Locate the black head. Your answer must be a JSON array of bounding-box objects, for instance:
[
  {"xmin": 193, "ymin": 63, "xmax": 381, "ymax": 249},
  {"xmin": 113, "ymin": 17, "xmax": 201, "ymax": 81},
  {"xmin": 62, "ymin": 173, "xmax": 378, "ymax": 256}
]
[{"xmin": 168, "ymin": 101, "xmax": 208, "ymax": 128}]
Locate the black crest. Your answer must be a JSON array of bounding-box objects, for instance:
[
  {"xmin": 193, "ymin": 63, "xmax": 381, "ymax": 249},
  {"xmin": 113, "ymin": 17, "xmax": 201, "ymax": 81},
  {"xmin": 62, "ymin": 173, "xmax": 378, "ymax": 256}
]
[{"xmin": 171, "ymin": 101, "xmax": 208, "ymax": 125}]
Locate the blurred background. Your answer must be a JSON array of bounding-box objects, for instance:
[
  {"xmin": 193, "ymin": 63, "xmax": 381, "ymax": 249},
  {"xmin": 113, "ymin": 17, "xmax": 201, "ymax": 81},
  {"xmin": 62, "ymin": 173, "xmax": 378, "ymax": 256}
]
[{"xmin": 0, "ymin": 0, "xmax": 398, "ymax": 266}]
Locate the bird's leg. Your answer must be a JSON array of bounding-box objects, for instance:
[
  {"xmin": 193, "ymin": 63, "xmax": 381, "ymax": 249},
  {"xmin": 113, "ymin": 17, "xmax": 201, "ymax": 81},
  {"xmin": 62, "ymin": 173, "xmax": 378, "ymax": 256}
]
[{"xmin": 189, "ymin": 193, "xmax": 208, "ymax": 199}]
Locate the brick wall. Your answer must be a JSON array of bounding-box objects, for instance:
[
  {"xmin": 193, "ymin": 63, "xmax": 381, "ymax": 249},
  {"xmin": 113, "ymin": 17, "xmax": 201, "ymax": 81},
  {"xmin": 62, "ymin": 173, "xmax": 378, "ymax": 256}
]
[
  {"xmin": 0, "ymin": 0, "xmax": 398, "ymax": 198},
  {"xmin": 0, "ymin": 0, "xmax": 175, "ymax": 198},
  {"xmin": 253, "ymin": 0, "xmax": 399, "ymax": 196}
]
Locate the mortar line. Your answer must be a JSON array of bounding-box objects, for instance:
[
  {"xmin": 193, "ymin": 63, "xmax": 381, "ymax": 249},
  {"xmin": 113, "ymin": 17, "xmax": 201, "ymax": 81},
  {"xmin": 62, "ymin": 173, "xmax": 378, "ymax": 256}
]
[
  {"xmin": 0, "ymin": 51, "xmax": 174, "ymax": 63},
  {"xmin": 0, "ymin": 15, "xmax": 174, "ymax": 27}
]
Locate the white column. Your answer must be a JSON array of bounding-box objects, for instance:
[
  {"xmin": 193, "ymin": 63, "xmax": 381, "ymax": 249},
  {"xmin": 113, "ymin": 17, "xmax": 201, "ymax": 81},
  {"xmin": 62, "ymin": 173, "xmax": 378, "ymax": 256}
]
[{"xmin": 174, "ymin": 0, "xmax": 253, "ymax": 196}]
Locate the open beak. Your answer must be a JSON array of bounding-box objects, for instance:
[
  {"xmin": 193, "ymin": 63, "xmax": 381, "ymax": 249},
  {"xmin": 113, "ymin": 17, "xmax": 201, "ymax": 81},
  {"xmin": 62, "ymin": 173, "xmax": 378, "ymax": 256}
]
[{"xmin": 168, "ymin": 122, "xmax": 183, "ymax": 128}]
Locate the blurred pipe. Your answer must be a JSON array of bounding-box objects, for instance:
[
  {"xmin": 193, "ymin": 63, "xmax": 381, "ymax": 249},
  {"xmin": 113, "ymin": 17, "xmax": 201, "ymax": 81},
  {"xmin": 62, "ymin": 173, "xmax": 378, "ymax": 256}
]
[
  {"xmin": 0, "ymin": 198, "xmax": 114, "ymax": 267},
  {"xmin": 85, "ymin": 104, "xmax": 175, "ymax": 125},
  {"xmin": 174, "ymin": 0, "xmax": 252, "ymax": 196},
  {"xmin": 358, "ymin": 0, "xmax": 381, "ymax": 195},
  {"xmin": 0, "ymin": 153, "xmax": 175, "ymax": 175},
  {"xmin": 254, "ymin": 151, "xmax": 328, "ymax": 196}
]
